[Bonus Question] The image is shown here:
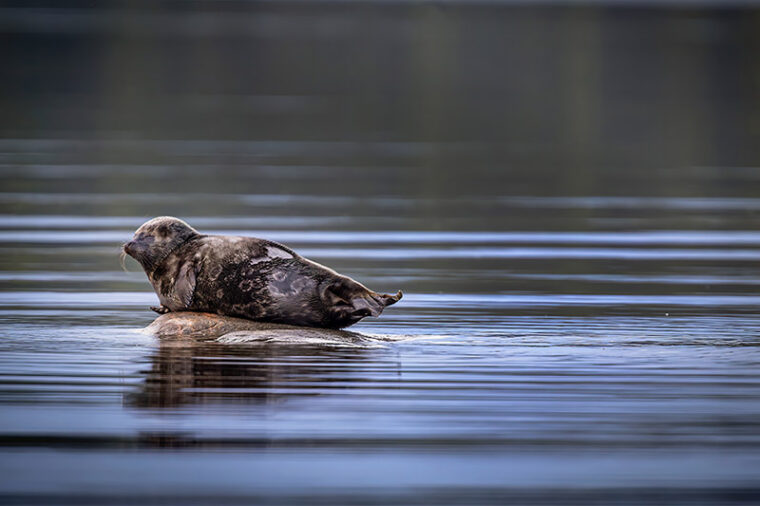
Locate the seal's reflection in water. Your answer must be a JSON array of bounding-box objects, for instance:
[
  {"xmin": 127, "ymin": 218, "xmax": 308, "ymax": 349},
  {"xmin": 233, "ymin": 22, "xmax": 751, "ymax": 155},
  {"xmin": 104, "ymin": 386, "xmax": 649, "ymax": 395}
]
[
  {"xmin": 119, "ymin": 313, "xmax": 411, "ymax": 449},
  {"xmin": 126, "ymin": 312, "xmax": 385, "ymax": 418},
  {"xmin": 128, "ymin": 342, "xmax": 373, "ymax": 410}
]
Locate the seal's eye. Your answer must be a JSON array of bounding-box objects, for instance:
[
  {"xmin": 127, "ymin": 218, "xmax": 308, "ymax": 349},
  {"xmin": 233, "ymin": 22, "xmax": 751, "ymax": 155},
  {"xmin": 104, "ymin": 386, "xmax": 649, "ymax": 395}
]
[{"xmin": 135, "ymin": 233, "xmax": 155, "ymax": 245}]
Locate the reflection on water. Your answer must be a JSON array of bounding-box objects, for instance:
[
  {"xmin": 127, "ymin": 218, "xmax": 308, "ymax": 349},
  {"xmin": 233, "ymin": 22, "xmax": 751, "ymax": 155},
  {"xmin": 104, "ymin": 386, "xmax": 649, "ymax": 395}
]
[
  {"xmin": 127, "ymin": 344, "xmax": 367, "ymax": 410},
  {"xmin": 1, "ymin": 1, "xmax": 760, "ymax": 505}
]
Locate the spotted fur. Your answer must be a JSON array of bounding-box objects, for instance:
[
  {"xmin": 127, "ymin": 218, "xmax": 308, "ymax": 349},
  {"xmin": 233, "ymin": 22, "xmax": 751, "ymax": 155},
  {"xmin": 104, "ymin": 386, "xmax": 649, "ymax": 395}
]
[{"xmin": 123, "ymin": 217, "xmax": 402, "ymax": 329}]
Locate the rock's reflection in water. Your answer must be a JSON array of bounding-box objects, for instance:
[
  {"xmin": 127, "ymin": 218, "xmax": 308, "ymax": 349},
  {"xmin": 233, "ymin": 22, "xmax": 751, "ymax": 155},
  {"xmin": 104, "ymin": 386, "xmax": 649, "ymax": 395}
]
[{"xmin": 128, "ymin": 343, "xmax": 373, "ymax": 410}]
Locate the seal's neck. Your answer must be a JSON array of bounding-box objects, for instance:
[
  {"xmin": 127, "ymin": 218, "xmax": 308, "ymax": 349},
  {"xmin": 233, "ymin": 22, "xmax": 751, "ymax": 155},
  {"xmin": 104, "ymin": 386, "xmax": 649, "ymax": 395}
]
[{"xmin": 147, "ymin": 232, "xmax": 199, "ymax": 275}]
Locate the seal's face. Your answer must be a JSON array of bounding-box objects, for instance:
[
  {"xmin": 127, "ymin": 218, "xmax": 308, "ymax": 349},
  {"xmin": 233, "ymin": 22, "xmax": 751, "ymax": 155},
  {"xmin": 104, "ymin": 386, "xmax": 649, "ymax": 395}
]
[{"xmin": 123, "ymin": 216, "xmax": 197, "ymax": 273}]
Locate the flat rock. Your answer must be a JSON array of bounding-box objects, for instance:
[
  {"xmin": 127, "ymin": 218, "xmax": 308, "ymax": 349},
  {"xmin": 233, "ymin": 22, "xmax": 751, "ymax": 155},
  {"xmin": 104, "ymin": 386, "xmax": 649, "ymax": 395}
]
[{"xmin": 141, "ymin": 311, "xmax": 379, "ymax": 346}]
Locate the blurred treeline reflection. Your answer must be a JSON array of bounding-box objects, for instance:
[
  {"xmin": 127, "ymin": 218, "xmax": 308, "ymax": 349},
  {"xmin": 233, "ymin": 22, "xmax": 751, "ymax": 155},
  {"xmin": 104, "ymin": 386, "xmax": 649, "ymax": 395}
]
[{"xmin": 1, "ymin": 1, "xmax": 759, "ymax": 198}]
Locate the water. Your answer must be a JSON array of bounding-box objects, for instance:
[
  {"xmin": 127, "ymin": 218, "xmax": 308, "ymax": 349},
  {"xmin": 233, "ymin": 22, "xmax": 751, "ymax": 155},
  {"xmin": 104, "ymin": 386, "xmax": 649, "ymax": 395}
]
[{"xmin": 2, "ymin": 2, "xmax": 760, "ymax": 505}]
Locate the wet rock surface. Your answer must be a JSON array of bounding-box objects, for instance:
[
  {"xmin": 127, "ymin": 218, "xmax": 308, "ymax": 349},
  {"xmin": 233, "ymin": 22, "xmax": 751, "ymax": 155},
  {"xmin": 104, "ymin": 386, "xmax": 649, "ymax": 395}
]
[{"xmin": 142, "ymin": 311, "xmax": 376, "ymax": 346}]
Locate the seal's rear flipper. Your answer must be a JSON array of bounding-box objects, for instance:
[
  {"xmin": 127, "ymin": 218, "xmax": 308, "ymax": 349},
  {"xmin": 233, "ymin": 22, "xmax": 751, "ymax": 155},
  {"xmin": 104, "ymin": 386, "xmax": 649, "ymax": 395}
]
[
  {"xmin": 380, "ymin": 290, "xmax": 403, "ymax": 307},
  {"xmin": 321, "ymin": 279, "xmax": 403, "ymax": 327}
]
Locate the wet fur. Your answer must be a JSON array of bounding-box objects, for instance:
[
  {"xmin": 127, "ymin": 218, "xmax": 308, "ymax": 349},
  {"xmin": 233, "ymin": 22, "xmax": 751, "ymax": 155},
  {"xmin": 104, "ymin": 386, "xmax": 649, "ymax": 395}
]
[{"xmin": 124, "ymin": 217, "xmax": 402, "ymax": 329}]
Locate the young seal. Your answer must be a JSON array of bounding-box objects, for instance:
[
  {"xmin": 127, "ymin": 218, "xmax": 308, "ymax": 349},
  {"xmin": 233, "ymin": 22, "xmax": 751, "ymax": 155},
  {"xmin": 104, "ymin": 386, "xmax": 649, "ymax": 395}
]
[{"xmin": 123, "ymin": 216, "xmax": 402, "ymax": 329}]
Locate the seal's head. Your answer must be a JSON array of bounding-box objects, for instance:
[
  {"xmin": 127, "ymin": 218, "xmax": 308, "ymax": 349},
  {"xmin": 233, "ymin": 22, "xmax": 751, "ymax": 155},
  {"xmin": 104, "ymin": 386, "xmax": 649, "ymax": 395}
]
[{"xmin": 123, "ymin": 216, "xmax": 198, "ymax": 273}]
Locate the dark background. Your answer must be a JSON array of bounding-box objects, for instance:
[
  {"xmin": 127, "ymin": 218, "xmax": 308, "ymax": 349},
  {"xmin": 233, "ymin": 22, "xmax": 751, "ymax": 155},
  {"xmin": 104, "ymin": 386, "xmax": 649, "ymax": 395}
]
[
  {"xmin": 2, "ymin": 1, "xmax": 759, "ymax": 190},
  {"xmin": 2, "ymin": 3, "xmax": 760, "ymax": 505}
]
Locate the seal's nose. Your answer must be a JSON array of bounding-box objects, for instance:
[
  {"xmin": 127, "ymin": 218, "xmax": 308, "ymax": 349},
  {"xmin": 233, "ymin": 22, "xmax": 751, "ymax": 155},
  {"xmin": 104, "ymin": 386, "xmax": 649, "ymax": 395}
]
[{"xmin": 123, "ymin": 241, "xmax": 135, "ymax": 256}]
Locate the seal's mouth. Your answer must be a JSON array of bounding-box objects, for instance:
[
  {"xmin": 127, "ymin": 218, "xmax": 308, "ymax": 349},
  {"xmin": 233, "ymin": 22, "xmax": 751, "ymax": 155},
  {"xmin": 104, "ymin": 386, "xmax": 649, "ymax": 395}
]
[
  {"xmin": 120, "ymin": 240, "xmax": 138, "ymax": 272},
  {"xmin": 123, "ymin": 240, "xmax": 143, "ymax": 261},
  {"xmin": 122, "ymin": 239, "xmax": 151, "ymax": 269}
]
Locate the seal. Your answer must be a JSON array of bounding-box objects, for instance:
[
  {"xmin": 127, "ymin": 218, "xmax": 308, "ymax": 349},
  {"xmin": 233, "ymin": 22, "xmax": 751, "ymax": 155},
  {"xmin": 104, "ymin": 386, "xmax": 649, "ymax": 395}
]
[{"xmin": 123, "ymin": 216, "xmax": 402, "ymax": 329}]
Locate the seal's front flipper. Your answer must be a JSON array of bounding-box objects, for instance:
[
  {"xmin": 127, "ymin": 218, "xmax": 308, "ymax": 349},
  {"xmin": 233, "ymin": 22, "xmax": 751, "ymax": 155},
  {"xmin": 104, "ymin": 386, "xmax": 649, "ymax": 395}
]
[
  {"xmin": 151, "ymin": 305, "xmax": 171, "ymax": 314},
  {"xmin": 174, "ymin": 261, "xmax": 197, "ymax": 308}
]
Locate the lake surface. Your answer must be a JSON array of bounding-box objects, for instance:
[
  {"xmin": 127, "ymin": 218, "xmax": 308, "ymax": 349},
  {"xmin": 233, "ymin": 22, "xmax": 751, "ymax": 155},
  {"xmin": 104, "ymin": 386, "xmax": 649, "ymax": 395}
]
[{"xmin": 2, "ymin": 2, "xmax": 760, "ymax": 505}]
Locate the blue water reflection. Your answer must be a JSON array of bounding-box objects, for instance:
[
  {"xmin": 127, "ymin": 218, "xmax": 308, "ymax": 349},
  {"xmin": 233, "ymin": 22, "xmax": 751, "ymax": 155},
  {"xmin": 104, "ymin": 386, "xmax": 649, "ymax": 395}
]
[{"xmin": 2, "ymin": 1, "xmax": 760, "ymax": 505}]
